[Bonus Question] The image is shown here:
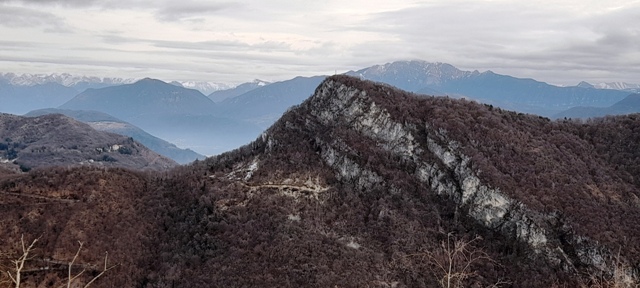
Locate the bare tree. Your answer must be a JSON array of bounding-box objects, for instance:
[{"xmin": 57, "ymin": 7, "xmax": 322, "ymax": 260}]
[
  {"xmin": 2, "ymin": 238, "xmax": 116, "ymax": 288},
  {"xmin": 5, "ymin": 235, "xmax": 39, "ymax": 288},
  {"xmin": 65, "ymin": 241, "xmax": 117, "ymax": 288},
  {"xmin": 422, "ymin": 233, "xmax": 494, "ymax": 288},
  {"xmin": 584, "ymin": 247, "xmax": 638, "ymax": 288}
]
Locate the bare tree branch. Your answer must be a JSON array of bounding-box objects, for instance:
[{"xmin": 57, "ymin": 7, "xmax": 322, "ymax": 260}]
[{"xmin": 5, "ymin": 235, "xmax": 39, "ymax": 288}]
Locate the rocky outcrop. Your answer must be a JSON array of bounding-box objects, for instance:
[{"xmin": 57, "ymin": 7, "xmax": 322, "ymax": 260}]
[{"xmin": 302, "ymin": 78, "xmax": 635, "ymax": 280}]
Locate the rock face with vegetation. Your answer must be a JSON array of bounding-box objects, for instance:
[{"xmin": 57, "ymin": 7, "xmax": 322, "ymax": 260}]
[{"xmin": 1, "ymin": 76, "xmax": 639, "ymax": 287}]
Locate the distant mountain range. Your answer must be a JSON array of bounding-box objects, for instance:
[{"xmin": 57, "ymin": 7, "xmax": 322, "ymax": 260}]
[
  {"xmin": 347, "ymin": 61, "xmax": 630, "ymax": 116},
  {"xmin": 0, "ymin": 81, "xmax": 79, "ymax": 115},
  {"xmin": 0, "ymin": 113, "xmax": 176, "ymax": 171},
  {"xmin": 0, "ymin": 72, "xmax": 230, "ymax": 95},
  {"xmin": 171, "ymin": 80, "xmax": 232, "ymax": 95},
  {"xmin": 577, "ymin": 81, "xmax": 640, "ymax": 92},
  {"xmin": 59, "ymin": 78, "xmax": 262, "ymax": 156},
  {"xmin": 555, "ymin": 93, "xmax": 640, "ymax": 119},
  {"xmin": 2, "ymin": 60, "xmax": 637, "ymax": 156},
  {"xmin": 25, "ymin": 109, "xmax": 205, "ymax": 164},
  {"xmin": 207, "ymin": 79, "xmax": 270, "ymax": 102},
  {"xmin": 346, "ymin": 61, "xmax": 470, "ymax": 90},
  {"xmin": 216, "ymin": 76, "xmax": 325, "ymax": 128}
]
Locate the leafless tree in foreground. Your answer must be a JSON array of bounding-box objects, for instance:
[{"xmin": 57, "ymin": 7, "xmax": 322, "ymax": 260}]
[
  {"xmin": 418, "ymin": 233, "xmax": 503, "ymax": 288},
  {"xmin": 65, "ymin": 241, "xmax": 117, "ymax": 288},
  {"xmin": 2, "ymin": 237, "xmax": 117, "ymax": 288},
  {"xmin": 5, "ymin": 235, "xmax": 39, "ymax": 288}
]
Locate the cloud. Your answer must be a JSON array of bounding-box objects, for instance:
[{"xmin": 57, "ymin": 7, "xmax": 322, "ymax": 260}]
[
  {"xmin": 0, "ymin": 0, "xmax": 639, "ymax": 85},
  {"xmin": 154, "ymin": 1, "xmax": 240, "ymax": 22},
  {"xmin": 0, "ymin": 5, "xmax": 69, "ymax": 32}
]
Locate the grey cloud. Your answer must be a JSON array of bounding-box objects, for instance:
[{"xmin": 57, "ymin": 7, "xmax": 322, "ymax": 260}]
[
  {"xmin": 0, "ymin": 5, "xmax": 68, "ymax": 31},
  {"xmin": 155, "ymin": 1, "xmax": 240, "ymax": 22},
  {"xmin": 351, "ymin": 1, "xmax": 640, "ymax": 85},
  {"xmin": 0, "ymin": 0, "xmax": 151, "ymax": 8}
]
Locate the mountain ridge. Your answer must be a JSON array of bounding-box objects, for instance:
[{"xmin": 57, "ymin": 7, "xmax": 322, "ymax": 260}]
[
  {"xmin": 0, "ymin": 113, "xmax": 176, "ymax": 171},
  {"xmin": 25, "ymin": 108, "xmax": 205, "ymax": 164},
  {"xmin": 1, "ymin": 76, "xmax": 639, "ymax": 286}
]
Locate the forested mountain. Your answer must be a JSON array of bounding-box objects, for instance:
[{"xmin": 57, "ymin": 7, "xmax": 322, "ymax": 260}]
[
  {"xmin": 25, "ymin": 109, "xmax": 205, "ymax": 164},
  {"xmin": 1, "ymin": 76, "xmax": 638, "ymax": 287},
  {"xmin": 0, "ymin": 113, "xmax": 176, "ymax": 172}
]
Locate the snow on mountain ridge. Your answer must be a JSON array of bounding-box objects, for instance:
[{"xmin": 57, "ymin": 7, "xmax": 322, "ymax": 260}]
[
  {"xmin": 348, "ymin": 60, "xmax": 473, "ymax": 91},
  {"xmin": 577, "ymin": 81, "xmax": 640, "ymax": 92},
  {"xmin": 0, "ymin": 72, "xmax": 136, "ymax": 87},
  {"xmin": 177, "ymin": 81, "xmax": 232, "ymax": 95},
  {"xmin": 0, "ymin": 72, "xmax": 233, "ymax": 95},
  {"xmin": 593, "ymin": 82, "xmax": 640, "ymax": 90}
]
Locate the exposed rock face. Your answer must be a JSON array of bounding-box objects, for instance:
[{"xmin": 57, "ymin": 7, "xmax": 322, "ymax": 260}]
[{"xmin": 283, "ymin": 77, "xmax": 635, "ymax": 280}]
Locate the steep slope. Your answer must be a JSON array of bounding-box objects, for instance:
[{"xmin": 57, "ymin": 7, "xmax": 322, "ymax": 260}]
[
  {"xmin": 0, "ymin": 113, "xmax": 176, "ymax": 171},
  {"xmin": 555, "ymin": 93, "xmax": 640, "ymax": 119},
  {"xmin": 151, "ymin": 76, "xmax": 640, "ymax": 286},
  {"xmin": 0, "ymin": 167, "xmax": 158, "ymax": 287},
  {"xmin": 26, "ymin": 109, "xmax": 205, "ymax": 164},
  {"xmin": 2, "ymin": 76, "xmax": 639, "ymax": 287}
]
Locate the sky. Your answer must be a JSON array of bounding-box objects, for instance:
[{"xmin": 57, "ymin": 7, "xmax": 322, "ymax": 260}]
[{"xmin": 0, "ymin": 0, "xmax": 638, "ymax": 86}]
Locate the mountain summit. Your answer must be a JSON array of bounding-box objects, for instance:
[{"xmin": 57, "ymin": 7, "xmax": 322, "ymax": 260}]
[
  {"xmin": 347, "ymin": 60, "xmax": 473, "ymax": 91},
  {"xmin": 60, "ymin": 78, "xmax": 217, "ymax": 119},
  {"xmin": 2, "ymin": 75, "xmax": 640, "ymax": 286}
]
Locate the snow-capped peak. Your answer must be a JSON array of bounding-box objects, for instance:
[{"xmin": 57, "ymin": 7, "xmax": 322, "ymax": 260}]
[{"xmin": 0, "ymin": 72, "xmax": 136, "ymax": 87}]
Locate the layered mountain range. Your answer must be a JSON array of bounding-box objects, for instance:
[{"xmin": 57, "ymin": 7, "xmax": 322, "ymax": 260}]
[
  {"xmin": 57, "ymin": 78, "xmax": 262, "ymax": 156},
  {"xmin": 1, "ymin": 76, "xmax": 638, "ymax": 287},
  {"xmin": 1, "ymin": 60, "xmax": 638, "ymax": 158}
]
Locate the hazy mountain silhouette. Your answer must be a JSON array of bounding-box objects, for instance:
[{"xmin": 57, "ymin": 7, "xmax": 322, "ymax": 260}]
[
  {"xmin": 349, "ymin": 61, "xmax": 630, "ymax": 116},
  {"xmin": 555, "ymin": 93, "xmax": 640, "ymax": 119},
  {"xmin": 60, "ymin": 78, "xmax": 217, "ymax": 119},
  {"xmin": 0, "ymin": 80, "xmax": 79, "ymax": 115},
  {"xmin": 59, "ymin": 78, "xmax": 262, "ymax": 155},
  {"xmin": 208, "ymin": 79, "xmax": 270, "ymax": 103},
  {"xmin": 217, "ymin": 76, "xmax": 325, "ymax": 128}
]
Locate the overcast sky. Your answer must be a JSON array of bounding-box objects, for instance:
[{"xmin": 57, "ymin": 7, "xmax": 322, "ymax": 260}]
[{"xmin": 0, "ymin": 0, "xmax": 638, "ymax": 85}]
